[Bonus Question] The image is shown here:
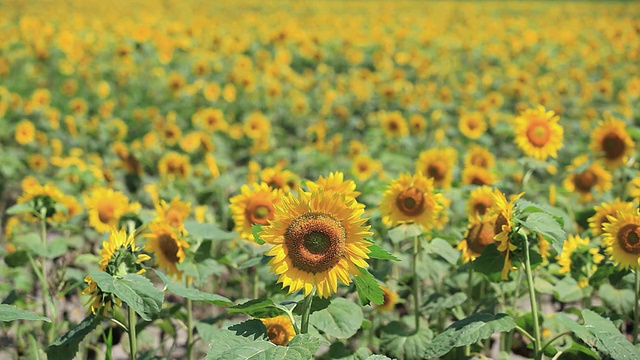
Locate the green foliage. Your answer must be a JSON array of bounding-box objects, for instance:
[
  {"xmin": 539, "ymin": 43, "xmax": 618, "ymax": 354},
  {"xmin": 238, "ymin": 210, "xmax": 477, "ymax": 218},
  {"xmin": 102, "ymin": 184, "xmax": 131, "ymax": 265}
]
[
  {"xmin": 228, "ymin": 319, "xmax": 267, "ymax": 340},
  {"xmin": 184, "ymin": 220, "xmax": 236, "ymax": 240},
  {"xmin": 46, "ymin": 314, "xmax": 101, "ymax": 360},
  {"xmin": 353, "ymin": 267, "xmax": 384, "ymax": 305},
  {"xmin": 366, "ymin": 241, "xmax": 400, "ymax": 261},
  {"xmin": 423, "ymin": 238, "xmax": 459, "ymax": 265},
  {"xmin": 599, "ymin": 283, "xmax": 635, "ymax": 316},
  {"xmin": 518, "ymin": 212, "xmax": 566, "ymax": 253},
  {"xmin": 472, "ymin": 244, "xmax": 505, "ymax": 282},
  {"xmin": 387, "ymin": 224, "xmax": 423, "ymax": 244},
  {"xmin": 205, "ymin": 329, "xmax": 321, "ymax": 360},
  {"xmin": 292, "ymin": 296, "xmax": 330, "ymax": 315},
  {"xmin": 310, "ymin": 298, "xmax": 363, "ymax": 339},
  {"xmin": 0, "ymin": 304, "xmax": 51, "ymax": 322},
  {"xmin": 154, "ymin": 270, "xmax": 232, "ymax": 305},
  {"xmin": 252, "ymin": 224, "xmax": 266, "ymax": 245},
  {"xmin": 89, "ymin": 270, "xmax": 163, "ymax": 321},
  {"xmin": 227, "ymin": 298, "xmax": 288, "ymax": 318},
  {"xmin": 380, "ymin": 321, "xmax": 434, "ymax": 360}
]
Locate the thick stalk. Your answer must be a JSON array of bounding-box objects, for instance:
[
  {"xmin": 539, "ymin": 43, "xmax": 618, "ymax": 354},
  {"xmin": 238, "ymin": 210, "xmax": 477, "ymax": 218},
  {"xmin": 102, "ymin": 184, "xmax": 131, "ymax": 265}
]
[
  {"xmin": 300, "ymin": 290, "xmax": 314, "ymax": 334},
  {"xmin": 413, "ymin": 235, "xmax": 421, "ymax": 331},
  {"xmin": 634, "ymin": 269, "xmax": 639, "ymax": 344},
  {"xmin": 186, "ymin": 277, "xmax": 194, "ymax": 360},
  {"xmin": 524, "ymin": 236, "xmax": 542, "ymax": 359},
  {"xmin": 128, "ymin": 306, "xmax": 137, "ymax": 360}
]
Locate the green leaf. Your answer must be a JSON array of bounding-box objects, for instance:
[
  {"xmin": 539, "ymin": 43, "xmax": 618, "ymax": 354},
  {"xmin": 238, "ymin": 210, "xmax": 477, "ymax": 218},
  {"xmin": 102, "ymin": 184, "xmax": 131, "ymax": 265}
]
[
  {"xmin": 177, "ymin": 258, "xmax": 226, "ymax": 286},
  {"xmin": 518, "ymin": 212, "xmax": 566, "ymax": 253},
  {"xmin": 354, "ymin": 267, "xmax": 384, "ymax": 305},
  {"xmin": 184, "ymin": 221, "xmax": 236, "ymax": 240},
  {"xmin": 553, "ymin": 277, "xmax": 585, "ymax": 302},
  {"xmin": 252, "ymin": 224, "xmax": 265, "ymax": 245},
  {"xmin": 380, "ymin": 321, "xmax": 433, "ymax": 360},
  {"xmin": 47, "ymin": 314, "xmax": 101, "ymax": 360},
  {"xmin": 227, "ymin": 299, "xmax": 287, "ymax": 318},
  {"xmin": 267, "ymin": 333, "xmax": 321, "ymax": 359},
  {"xmin": 90, "ymin": 271, "xmax": 163, "ymax": 321},
  {"xmin": 582, "ymin": 309, "xmax": 640, "ymax": 359},
  {"xmin": 424, "ymin": 238, "xmax": 459, "ymax": 265},
  {"xmin": 292, "ymin": 296, "xmax": 330, "ymax": 316},
  {"xmin": 365, "ymin": 356, "xmax": 393, "ymax": 360},
  {"xmin": 311, "ymin": 297, "xmax": 363, "ymax": 339},
  {"xmin": 206, "ymin": 330, "xmax": 321, "ymax": 360},
  {"xmin": 422, "ymin": 292, "xmax": 467, "ymax": 314},
  {"xmin": 5, "ymin": 202, "xmax": 34, "ymax": 216},
  {"xmin": 472, "ymin": 244, "xmax": 505, "ymax": 282},
  {"xmin": 387, "ymin": 223, "xmax": 423, "ymax": 244},
  {"xmin": 4, "ymin": 250, "xmax": 30, "ymax": 268},
  {"xmin": 366, "ymin": 242, "xmax": 400, "ymax": 261},
  {"xmin": 555, "ymin": 313, "xmax": 596, "ymax": 345},
  {"xmin": 154, "ymin": 270, "xmax": 232, "ymax": 306},
  {"xmin": 628, "ymin": 126, "xmax": 640, "ymax": 141},
  {"xmin": 599, "ymin": 283, "xmax": 635, "ymax": 316},
  {"xmin": 205, "ymin": 328, "xmax": 259, "ymax": 359},
  {"xmin": 516, "ymin": 199, "xmax": 569, "ymax": 228},
  {"xmin": 228, "ymin": 319, "xmax": 267, "ymax": 340},
  {"xmin": 0, "ymin": 304, "xmax": 51, "ymax": 322},
  {"xmin": 423, "ymin": 313, "xmax": 516, "ymax": 358}
]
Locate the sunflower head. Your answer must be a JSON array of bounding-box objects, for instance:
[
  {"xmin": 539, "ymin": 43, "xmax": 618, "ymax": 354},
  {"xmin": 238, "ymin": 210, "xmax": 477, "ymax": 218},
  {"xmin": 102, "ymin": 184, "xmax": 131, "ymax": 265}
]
[
  {"xmin": 556, "ymin": 234, "xmax": 590, "ymax": 275},
  {"xmin": 602, "ymin": 209, "xmax": 640, "ymax": 269},
  {"xmin": 99, "ymin": 228, "xmax": 150, "ymax": 277},
  {"xmin": 462, "ymin": 166, "xmax": 496, "ymax": 186},
  {"xmin": 514, "ymin": 105, "xmax": 563, "ymax": 160},
  {"xmin": 17, "ymin": 182, "xmax": 67, "ymax": 222},
  {"xmin": 230, "ymin": 182, "xmax": 281, "ymax": 240},
  {"xmin": 155, "ymin": 196, "xmax": 192, "ymax": 230},
  {"xmin": 415, "ymin": 147, "xmax": 457, "ymax": 189},
  {"xmin": 561, "ymin": 155, "xmax": 612, "ymax": 202},
  {"xmin": 376, "ymin": 286, "xmax": 399, "ymax": 313},
  {"xmin": 466, "ymin": 186, "xmax": 496, "ymax": 221},
  {"xmin": 261, "ymin": 315, "xmax": 295, "ymax": 346},
  {"xmin": 458, "ymin": 111, "xmax": 487, "ymax": 140},
  {"xmin": 145, "ymin": 222, "xmax": 190, "ymax": 279},
  {"xmin": 83, "ymin": 275, "xmax": 122, "ymax": 315},
  {"xmin": 84, "ymin": 188, "xmax": 132, "ymax": 233},
  {"xmin": 491, "ymin": 190, "xmax": 524, "ymax": 280},
  {"xmin": 260, "ymin": 189, "xmax": 372, "ymax": 298},
  {"xmin": 306, "ymin": 172, "xmax": 361, "ymax": 201},
  {"xmin": 588, "ymin": 199, "xmax": 635, "ymax": 236},
  {"xmin": 590, "ymin": 117, "xmax": 635, "ymax": 168}
]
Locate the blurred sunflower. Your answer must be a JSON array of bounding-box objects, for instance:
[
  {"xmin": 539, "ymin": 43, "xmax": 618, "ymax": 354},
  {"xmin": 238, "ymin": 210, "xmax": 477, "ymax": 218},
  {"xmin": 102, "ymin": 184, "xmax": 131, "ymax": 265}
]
[
  {"xmin": 155, "ymin": 196, "xmax": 192, "ymax": 230},
  {"xmin": 243, "ymin": 111, "xmax": 270, "ymax": 139},
  {"xmin": 194, "ymin": 108, "xmax": 228, "ymax": 132},
  {"xmin": 458, "ymin": 217, "xmax": 497, "ymax": 263},
  {"xmin": 629, "ymin": 176, "xmax": 640, "ymax": 202},
  {"xmin": 602, "ymin": 208, "xmax": 640, "ymax": 269},
  {"xmin": 514, "ymin": 105, "xmax": 563, "ymax": 160},
  {"xmin": 458, "ymin": 111, "xmax": 487, "ymax": 139},
  {"xmin": 145, "ymin": 222, "xmax": 190, "ymax": 279},
  {"xmin": 409, "ymin": 114, "xmax": 427, "ymax": 133},
  {"xmin": 466, "ymin": 185, "xmax": 496, "ymax": 221},
  {"xmin": 351, "ymin": 155, "xmax": 381, "ymax": 181},
  {"xmin": 379, "ymin": 172, "xmax": 445, "ymax": 230},
  {"xmin": 84, "ymin": 188, "xmax": 131, "ymax": 233},
  {"xmin": 376, "ymin": 286, "xmax": 399, "ymax": 313},
  {"xmin": 461, "ymin": 165, "xmax": 496, "ymax": 186},
  {"xmin": 588, "ymin": 199, "xmax": 635, "ymax": 236},
  {"xmin": 415, "ymin": 147, "xmax": 457, "ymax": 188},
  {"xmin": 28, "ymin": 154, "xmax": 48, "ymax": 172},
  {"xmin": 562, "ymin": 155, "xmax": 612, "ymax": 202},
  {"xmin": 306, "ymin": 172, "xmax": 360, "ymax": 201},
  {"xmin": 379, "ymin": 111, "xmax": 408, "ymax": 137},
  {"xmin": 464, "ymin": 145, "xmax": 495, "ymax": 169},
  {"xmin": 15, "ymin": 119, "xmax": 36, "ymax": 145},
  {"xmin": 556, "ymin": 234, "xmax": 588, "ymax": 274},
  {"xmin": 493, "ymin": 190, "xmax": 524, "ymax": 280},
  {"xmin": 230, "ymin": 182, "xmax": 281, "ymax": 240},
  {"xmin": 17, "ymin": 182, "xmax": 66, "ymax": 222},
  {"xmin": 590, "ymin": 117, "xmax": 635, "ymax": 168},
  {"xmin": 158, "ymin": 152, "xmax": 191, "ymax": 180},
  {"xmin": 261, "ymin": 315, "xmax": 295, "ymax": 346},
  {"xmin": 261, "ymin": 166, "xmax": 299, "ymax": 192},
  {"xmin": 260, "ymin": 190, "xmax": 372, "ymax": 298}
]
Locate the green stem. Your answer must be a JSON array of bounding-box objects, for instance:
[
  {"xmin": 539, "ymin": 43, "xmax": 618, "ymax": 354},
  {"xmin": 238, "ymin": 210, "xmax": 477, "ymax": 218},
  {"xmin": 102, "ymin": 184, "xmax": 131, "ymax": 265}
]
[
  {"xmin": 634, "ymin": 269, "xmax": 639, "ymax": 345},
  {"xmin": 186, "ymin": 277, "xmax": 194, "ymax": 360},
  {"xmin": 524, "ymin": 236, "xmax": 542, "ymax": 359},
  {"xmin": 300, "ymin": 290, "xmax": 314, "ymax": 334},
  {"xmin": 252, "ymin": 267, "xmax": 259, "ymax": 299},
  {"xmin": 465, "ymin": 267, "xmax": 474, "ymax": 356},
  {"xmin": 541, "ymin": 331, "xmax": 572, "ymax": 354},
  {"xmin": 514, "ymin": 324, "xmax": 536, "ymax": 343},
  {"xmin": 128, "ymin": 306, "xmax": 137, "ymax": 360},
  {"xmin": 413, "ymin": 235, "xmax": 422, "ymax": 331}
]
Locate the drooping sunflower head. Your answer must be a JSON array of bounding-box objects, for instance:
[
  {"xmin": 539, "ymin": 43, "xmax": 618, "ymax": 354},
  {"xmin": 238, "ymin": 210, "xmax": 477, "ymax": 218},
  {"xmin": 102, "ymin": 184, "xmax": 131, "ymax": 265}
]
[
  {"xmin": 261, "ymin": 315, "xmax": 295, "ymax": 346},
  {"xmin": 461, "ymin": 165, "xmax": 496, "ymax": 187},
  {"xmin": 415, "ymin": 147, "xmax": 457, "ymax": 189},
  {"xmin": 466, "ymin": 186, "xmax": 496, "ymax": 221},
  {"xmin": 82, "ymin": 275, "xmax": 122, "ymax": 315},
  {"xmin": 514, "ymin": 105, "xmax": 563, "ymax": 160},
  {"xmin": 155, "ymin": 196, "xmax": 192, "ymax": 230},
  {"xmin": 260, "ymin": 189, "xmax": 372, "ymax": 298},
  {"xmin": 590, "ymin": 117, "xmax": 635, "ymax": 168},
  {"xmin": 17, "ymin": 182, "xmax": 66, "ymax": 221},
  {"xmin": 588, "ymin": 199, "xmax": 635, "ymax": 236},
  {"xmin": 145, "ymin": 222, "xmax": 190, "ymax": 279},
  {"xmin": 306, "ymin": 172, "xmax": 361, "ymax": 201},
  {"xmin": 98, "ymin": 228, "xmax": 150, "ymax": 276},
  {"xmin": 376, "ymin": 286, "xmax": 399, "ymax": 313},
  {"xmin": 562, "ymin": 155, "xmax": 612, "ymax": 202},
  {"xmin": 491, "ymin": 190, "xmax": 524, "ymax": 280},
  {"xmin": 230, "ymin": 182, "xmax": 281, "ymax": 240},
  {"xmin": 379, "ymin": 172, "xmax": 444, "ymax": 230},
  {"xmin": 602, "ymin": 208, "xmax": 640, "ymax": 269},
  {"xmin": 84, "ymin": 187, "xmax": 131, "ymax": 233},
  {"xmin": 459, "ymin": 216, "xmax": 497, "ymax": 263},
  {"xmin": 458, "ymin": 111, "xmax": 487, "ymax": 140}
]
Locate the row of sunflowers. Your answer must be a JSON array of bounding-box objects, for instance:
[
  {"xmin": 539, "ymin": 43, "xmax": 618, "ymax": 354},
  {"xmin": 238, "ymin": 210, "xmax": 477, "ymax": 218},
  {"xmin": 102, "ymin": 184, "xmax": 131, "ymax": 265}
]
[{"xmin": 1, "ymin": 1, "xmax": 640, "ymax": 359}]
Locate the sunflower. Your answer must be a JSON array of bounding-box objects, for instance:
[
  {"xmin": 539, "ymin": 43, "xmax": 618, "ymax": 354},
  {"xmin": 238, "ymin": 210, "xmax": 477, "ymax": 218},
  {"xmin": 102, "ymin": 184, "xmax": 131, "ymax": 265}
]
[
  {"xmin": 464, "ymin": 145, "xmax": 496, "ymax": 169},
  {"xmin": 261, "ymin": 166, "xmax": 300, "ymax": 192},
  {"xmin": 590, "ymin": 117, "xmax": 635, "ymax": 168},
  {"xmin": 83, "ymin": 276, "xmax": 121, "ymax": 315},
  {"xmin": 409, "ymin": 114, "xmax": 427, "ymax": 133},
  {"xmin": 415, "ymin": 147, "xmax": 457, "ymax": 188},
  {"xmin": 376, "ymin": 286, "xmax": 399, "ymax": 313},
  {"xmin": 466, "ymin": 186, "xmax": 496, "ymax": 221},
  {"xmin": 195, "ymin": 108, "xmax": 228, "ymax": 132},
  {"xmin": 492, "ymin": 190, "xmax": 524, "ymax": 280},
  {"xmin": 230, "ymin": 182, "xmax": 281, "ymax": 241},
  {"xmin": 602, "ymin": 208, "xmax": 640, "ymax": 269},
  {"xmin": 15, "ymin": 120, "xmax": 36, "ymax": 145},
  {"xmin": 261, "ymin": 315, "xmax": 296, "ymax": 346},
  {"xmin": 458, "ymin": 111, "xmax": 487, "ymax": 139},
  {"xmin": 556, "ymin": 234, "xmax": 590, "ymax": 275},
  {"xmin": 458, "ymin": 217, "xmax": 497, "ymax": 263},
  {"xmin": 158, "ymin": 152, "xmax": 191, "ymax": 180},
  {"xmin": 17, "ymin": 182, "xmax": 66, "ymax": 222},
  {"xmin": 260, "ymin": 190, "xmax": 372, "ymax": 298},
  {"xmin": 588, "ymin": 199, "xmax": 635, "ymax": 236},
  {"xmin": 461, "ymin": 165, "xmax": 496, "ymax": 186},
  {"xmin": 379, "ymin": 172, "xmax": 445, "ymax": 230},
  {"xmin": 379, "ymin": 111, "xmax": 408, "ymax": 138},
  {"xmin": 562, "ymin": 155, "xmax": 612, "ymax": 202},
  {"xmin": 84, "ymin": 188, "xmax": 132, "ymax": 233},
  {"xmin": 629, "ymin": 176, "xmax": 640, "ymax": 202},
  {"xmin": 351, "ymin": 155, "xmax": 381, "ymax": 181},
  {"xmin": 145, "ymin": 222, "xmax": 190, "ymax": 279},
  {"xmin": 244, "ymin": 111, "xmax": 271, "ymax": 139},
  {"xmin": 306, "ymin": 172, "xmax": 361, "ymax": 201},
  {"xmin": 514, "ymin": 105, "xmax": 563, "ymax": 160},
  {"xmin": 155, "ymin": 196, "xmax": 192, "ymax": 230}
]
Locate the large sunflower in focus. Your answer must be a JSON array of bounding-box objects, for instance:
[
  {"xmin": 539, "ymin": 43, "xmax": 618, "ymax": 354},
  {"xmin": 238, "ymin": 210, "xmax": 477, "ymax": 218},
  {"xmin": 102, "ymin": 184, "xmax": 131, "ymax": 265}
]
[
  {"xmin": 415, "ymin": 147, "xmax": 457, "ymax": 189},
  {"xmin": 588, "ymin": 199, "xmax": 635, "ymax": 236},
  {"xmin": 145, "ymin": 222, "xmax": 190, "ymax": 279},
  {"xmin": 590, "ymin": 117, "xmax": 635, "ymax": 168},
  {"xmin": 514, "ymin": 105, "xmax": 563, "ymax": 160},
  {"xmin": 602, "ymin": 209, "xmax": 640, "ymax": 269},
  {"xmin": 562, "ymin": 155, "xmax": 612, "ymax": 202},
  {"xmin": 493, "ymin": 190, "xmax": 524, "ymax": 280},
  {"xmin": 379, "ymin": 172, "xmax": 445, "ymax": 230},
  {"xmin": 230, "ymin": 182, "xmax": 280, "ymax": 240},
  {"xmin": 260, "ymin": 190, "xmax": 372, "ymax": 298}
]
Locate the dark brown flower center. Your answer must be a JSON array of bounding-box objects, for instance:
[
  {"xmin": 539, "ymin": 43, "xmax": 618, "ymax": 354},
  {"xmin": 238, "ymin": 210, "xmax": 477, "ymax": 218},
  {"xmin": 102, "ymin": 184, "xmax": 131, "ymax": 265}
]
[
  {"xmin": 573, "ymin": 170, "xmax": 597, "ymax": 192},
  {"xmin": 467, "ymin": 220, "xmax": 497, "ymax": 255},
  {"xmin": 158, "ymin": 234, "xmax": 180, "ymax": 264},
  {"xmin": 284, "ymin": 212, "xmax": 346, "ymax": 273},
  {"xmin": 618, "ymin": 224, "xmax": 640, "ymax": 255},
  {"xmin": 395, "ymin": 187, "xmax": 425, "ymax": 216},
  {"xmin": 494, "ymin": 213, "xmax": 509, "ymax": 235},
  {"xmin": 602, "ymin": 133, "xmax": 625, "ymax": 160},
  {"xmin": 266, "ymin": 324, "xmax": 289, "ymax": 346},
  {"xmin": 473, "ymin": 201, "xmax": 489, "ymax": 216},
  {"xmin": 427, "ymin": 161, "xmax": 446, "ymax": 181}
]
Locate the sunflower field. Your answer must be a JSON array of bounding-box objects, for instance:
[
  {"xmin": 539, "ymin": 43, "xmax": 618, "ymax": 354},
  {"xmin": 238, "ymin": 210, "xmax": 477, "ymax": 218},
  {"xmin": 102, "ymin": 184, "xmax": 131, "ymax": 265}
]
[{"xmin": 1, "ymin": 1, "xmax": 640, "ymax": 359}]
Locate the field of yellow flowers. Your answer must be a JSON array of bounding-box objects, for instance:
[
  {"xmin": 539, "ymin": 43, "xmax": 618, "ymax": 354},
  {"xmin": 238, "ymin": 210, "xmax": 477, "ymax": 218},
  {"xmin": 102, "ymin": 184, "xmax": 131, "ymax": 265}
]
[{"xmin": 1, "ymin": 1, "xmax": 640, "ymax": 359}]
